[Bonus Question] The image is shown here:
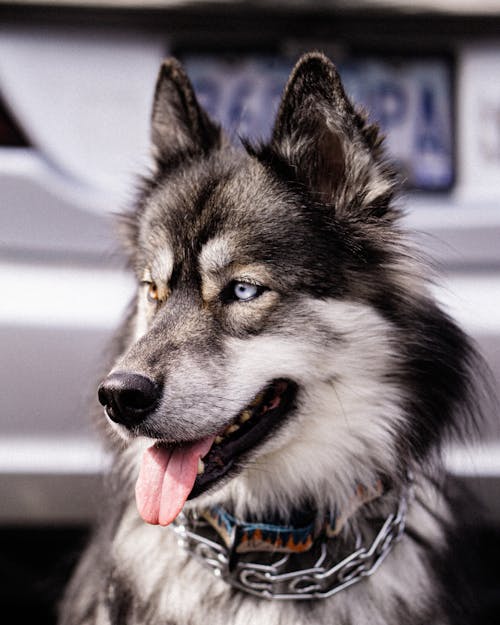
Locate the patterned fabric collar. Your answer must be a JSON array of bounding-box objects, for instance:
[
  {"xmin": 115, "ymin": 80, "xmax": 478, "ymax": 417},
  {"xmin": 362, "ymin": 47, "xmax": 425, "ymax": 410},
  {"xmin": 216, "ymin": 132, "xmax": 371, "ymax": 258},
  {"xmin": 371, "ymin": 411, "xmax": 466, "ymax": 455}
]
[
  {"xmin": 173, "ymin": 476, "xmax": 412, "ymax": 600},
  {"xmin": 201, "ymin": 479, "xmax": 385, "ymax": 555}
]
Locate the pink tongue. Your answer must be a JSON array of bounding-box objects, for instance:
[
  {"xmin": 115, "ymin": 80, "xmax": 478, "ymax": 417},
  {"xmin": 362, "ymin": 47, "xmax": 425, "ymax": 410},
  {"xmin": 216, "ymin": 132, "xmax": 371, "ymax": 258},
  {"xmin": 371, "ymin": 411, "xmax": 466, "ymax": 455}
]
[{"xmin": 135, "ymin": 436, "xmax": 214, "ymax": 526}]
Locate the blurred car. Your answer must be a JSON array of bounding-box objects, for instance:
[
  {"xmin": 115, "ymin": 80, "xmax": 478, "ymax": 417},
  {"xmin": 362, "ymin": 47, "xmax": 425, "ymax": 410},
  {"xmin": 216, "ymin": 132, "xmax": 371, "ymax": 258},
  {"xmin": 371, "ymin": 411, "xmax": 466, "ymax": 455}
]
[{"xmin": 0, "ymin": 4, "xmax": 499, "ymax": 525}]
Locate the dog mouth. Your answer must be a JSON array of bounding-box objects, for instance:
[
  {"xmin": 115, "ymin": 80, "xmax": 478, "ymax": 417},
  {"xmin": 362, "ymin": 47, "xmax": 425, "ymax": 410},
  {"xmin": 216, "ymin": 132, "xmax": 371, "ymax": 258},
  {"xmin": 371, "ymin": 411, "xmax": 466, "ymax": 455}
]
[
  {"xmin": 190, "ymin": 378, "xmax": 298, "ymax": 498},
  {"xmin": 135, "ymin": 379, "xmax": 297, "ymax": 526}
]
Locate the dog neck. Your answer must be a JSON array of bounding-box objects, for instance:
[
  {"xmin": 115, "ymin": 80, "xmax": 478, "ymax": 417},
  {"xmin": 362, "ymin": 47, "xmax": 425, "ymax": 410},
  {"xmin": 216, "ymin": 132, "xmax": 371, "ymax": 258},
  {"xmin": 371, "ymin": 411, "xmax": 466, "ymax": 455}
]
[
  {"xmin": 173, "ymin": 476, "xmax": 412, "ymax": 601},
  {"xmin": 201, "ymin": 478, "xmax": 385, "ymax": 555}
]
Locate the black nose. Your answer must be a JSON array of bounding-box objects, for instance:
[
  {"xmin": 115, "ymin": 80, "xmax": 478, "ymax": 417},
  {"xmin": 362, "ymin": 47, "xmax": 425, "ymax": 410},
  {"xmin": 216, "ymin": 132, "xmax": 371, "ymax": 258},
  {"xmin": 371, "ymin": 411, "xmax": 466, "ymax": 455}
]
[{"xmin": 98, "ymin": 372, "xmax": 159, "ymax": 428}]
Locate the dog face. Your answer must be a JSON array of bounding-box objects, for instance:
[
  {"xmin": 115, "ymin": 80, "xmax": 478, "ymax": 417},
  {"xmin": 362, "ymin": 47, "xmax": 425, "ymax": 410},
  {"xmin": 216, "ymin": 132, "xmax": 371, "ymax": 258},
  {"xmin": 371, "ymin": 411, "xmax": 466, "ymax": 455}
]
[{"xmin": 98, "ymin": 54, "xmax": 474, "ymax": 524}]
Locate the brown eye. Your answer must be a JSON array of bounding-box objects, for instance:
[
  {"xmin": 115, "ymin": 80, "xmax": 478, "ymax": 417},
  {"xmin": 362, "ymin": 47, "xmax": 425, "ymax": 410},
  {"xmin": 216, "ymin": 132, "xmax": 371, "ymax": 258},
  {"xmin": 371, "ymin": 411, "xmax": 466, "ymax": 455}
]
[
  {"xmin": 141, "ymin": 278, "xmax": 168, "ymax": 305},
  {"xmin": 147, "ymin": 282, "xmax": 159, "ymax": 303}
]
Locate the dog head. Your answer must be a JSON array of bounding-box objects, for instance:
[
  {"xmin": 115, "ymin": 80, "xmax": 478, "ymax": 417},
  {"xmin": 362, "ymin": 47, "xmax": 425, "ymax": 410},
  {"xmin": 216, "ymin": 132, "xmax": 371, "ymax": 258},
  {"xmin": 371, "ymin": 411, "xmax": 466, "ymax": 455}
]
[{"xmin": 98, "ymin": 53, "xmax": 476, "ymax": 524}]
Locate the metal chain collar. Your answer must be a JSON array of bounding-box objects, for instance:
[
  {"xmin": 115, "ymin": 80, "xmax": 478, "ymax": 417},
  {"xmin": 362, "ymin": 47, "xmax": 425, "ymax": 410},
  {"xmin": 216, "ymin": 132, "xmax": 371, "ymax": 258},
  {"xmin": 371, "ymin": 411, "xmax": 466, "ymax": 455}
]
[{"xmin": 172, "ymin": 487, "xmax": 410, "ymax": 601}]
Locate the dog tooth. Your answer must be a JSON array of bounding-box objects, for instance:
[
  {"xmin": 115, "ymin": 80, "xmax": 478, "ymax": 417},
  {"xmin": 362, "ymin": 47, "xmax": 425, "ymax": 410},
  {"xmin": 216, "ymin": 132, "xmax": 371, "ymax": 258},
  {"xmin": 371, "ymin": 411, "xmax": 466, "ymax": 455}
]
[
  {"xmin": 197, "ymin": 458, "xmax": 205, "ymax": 475},
  {"xmin": 224, "ymin": 424, "xmax": 240, "ymax": 436},
  {"xmin": 215, "ymin": 435, "xmax": 224, "ymax": 445},
  {"xmin": 239, "ymin": 410, "xmax": 252, "ymax": 423},
  {"xmin": 249, "ymin": 393, "xmax": 264, "ymax": 407}
]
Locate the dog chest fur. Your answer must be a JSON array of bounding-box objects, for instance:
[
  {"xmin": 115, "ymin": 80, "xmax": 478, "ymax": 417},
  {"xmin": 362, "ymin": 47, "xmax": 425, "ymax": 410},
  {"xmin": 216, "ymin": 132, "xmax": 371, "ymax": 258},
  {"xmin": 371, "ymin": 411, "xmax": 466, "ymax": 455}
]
[{"xmin": 60, "ymin": 476, "xmax": 450, "ymax": 625}]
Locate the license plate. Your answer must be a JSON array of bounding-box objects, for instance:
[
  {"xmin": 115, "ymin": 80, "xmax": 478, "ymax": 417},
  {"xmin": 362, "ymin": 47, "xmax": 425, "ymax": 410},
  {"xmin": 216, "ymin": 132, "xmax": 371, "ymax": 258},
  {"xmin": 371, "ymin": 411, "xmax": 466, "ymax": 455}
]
[{"xmin": 184, "ymin": 54, "xmax": 453, "ymax": 192}]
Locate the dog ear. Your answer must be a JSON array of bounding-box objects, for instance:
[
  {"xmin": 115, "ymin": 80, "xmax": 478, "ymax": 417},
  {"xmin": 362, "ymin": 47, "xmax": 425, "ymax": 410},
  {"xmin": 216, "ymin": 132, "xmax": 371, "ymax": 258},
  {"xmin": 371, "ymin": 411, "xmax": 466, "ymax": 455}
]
[
  {"xmin": 151, "ymin": 58, "xmax": 222, "ymax": 167},
  {"xmin": 268, "ymin": 52, "xmax": 396, "ymax": 217}
]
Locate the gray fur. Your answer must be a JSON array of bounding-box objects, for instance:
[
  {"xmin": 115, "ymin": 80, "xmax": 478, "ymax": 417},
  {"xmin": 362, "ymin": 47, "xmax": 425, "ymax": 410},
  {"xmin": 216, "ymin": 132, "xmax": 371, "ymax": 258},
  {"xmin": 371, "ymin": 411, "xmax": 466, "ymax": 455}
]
[{"xmin": 59, "ymin": 53, "xmax": 482, "ymax": 625}]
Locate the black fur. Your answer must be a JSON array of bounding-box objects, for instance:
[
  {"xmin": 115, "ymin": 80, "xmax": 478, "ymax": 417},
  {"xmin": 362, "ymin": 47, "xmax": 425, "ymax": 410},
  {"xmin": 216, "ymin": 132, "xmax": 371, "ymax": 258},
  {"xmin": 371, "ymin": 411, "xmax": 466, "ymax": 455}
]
[{"xmin": 59, "ymin": 52, "xmax": 487, "ymax": 625}]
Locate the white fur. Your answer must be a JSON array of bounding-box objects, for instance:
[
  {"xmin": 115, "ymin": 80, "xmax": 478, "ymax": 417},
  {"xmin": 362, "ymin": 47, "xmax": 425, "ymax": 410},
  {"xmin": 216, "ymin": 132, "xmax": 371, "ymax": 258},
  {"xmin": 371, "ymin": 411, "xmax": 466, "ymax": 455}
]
[
  {"xmin": 117, "ymin": 296, "xmax": 408, "ymax": 519},
  {"xmin": 189, "ymin": 297, "xmax": 406, "ymax": 519},
  {"xmin": 110, "ymin": 476, "xmax": 449, "ymax": 625},
  {"xmin": 199, "ymin": 236, "xmax": 234, "ymax": 276},
  {"xmin": 134, "ymin": 292, "xmax": 150, "ymax": 342}
]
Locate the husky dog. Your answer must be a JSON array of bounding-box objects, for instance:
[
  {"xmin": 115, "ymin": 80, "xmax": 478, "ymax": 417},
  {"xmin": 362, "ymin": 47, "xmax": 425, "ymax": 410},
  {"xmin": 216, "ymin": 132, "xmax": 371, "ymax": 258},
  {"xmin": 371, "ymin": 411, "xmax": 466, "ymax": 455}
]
[{"xmin": 60, "ymin": 53, "xmax": 481, "ymax": 625}]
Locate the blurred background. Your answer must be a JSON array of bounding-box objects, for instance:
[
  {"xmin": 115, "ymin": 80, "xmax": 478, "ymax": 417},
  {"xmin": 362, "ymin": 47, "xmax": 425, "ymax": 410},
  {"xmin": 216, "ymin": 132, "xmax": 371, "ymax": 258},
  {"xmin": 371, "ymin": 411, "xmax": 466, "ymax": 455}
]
[{"xmin": 0, "ymin": 0, "xmax": 500, "ymax": 623}]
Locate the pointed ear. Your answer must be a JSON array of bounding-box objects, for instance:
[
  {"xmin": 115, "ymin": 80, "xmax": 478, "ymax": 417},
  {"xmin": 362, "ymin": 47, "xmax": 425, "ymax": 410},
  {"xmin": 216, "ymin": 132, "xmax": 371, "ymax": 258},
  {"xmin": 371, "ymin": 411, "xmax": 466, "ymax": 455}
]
[
  {"xmin": 269, "ymin": 53, "xmax": 396, "ymax": 216},
  {"xmin": 151, "ymin": 58, "xmax": 221, "ymax": 166}
]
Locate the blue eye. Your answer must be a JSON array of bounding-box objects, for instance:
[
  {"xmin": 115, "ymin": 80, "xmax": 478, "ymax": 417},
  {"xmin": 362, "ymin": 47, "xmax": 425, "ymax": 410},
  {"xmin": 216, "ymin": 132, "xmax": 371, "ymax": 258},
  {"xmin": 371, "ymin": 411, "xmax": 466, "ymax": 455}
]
[
  {"xmin": 234, "ymin": 282, "xmax": 259, "ymax": 301},
  {"xmin": 221, "ymin": 280, "xmax": 268, "ymax": 304}
]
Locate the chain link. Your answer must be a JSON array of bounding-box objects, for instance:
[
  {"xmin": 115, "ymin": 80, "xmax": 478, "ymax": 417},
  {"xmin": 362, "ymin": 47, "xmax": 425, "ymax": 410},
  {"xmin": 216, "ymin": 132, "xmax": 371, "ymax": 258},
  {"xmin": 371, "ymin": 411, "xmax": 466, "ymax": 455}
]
[{"xmin": 173, "ymin": 488, "xmax": 410, "ymax": 601}]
